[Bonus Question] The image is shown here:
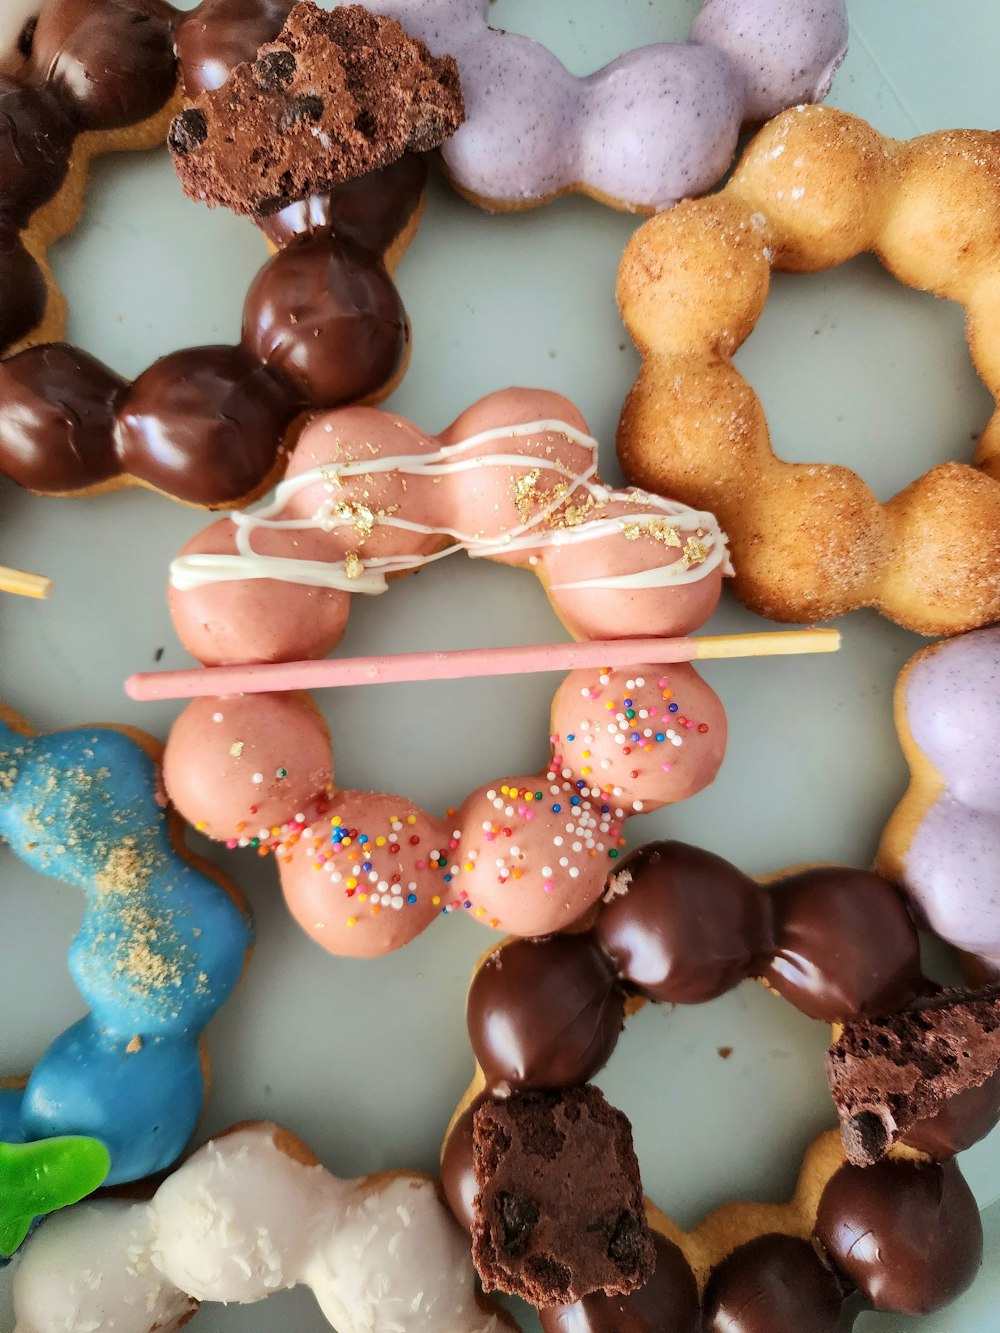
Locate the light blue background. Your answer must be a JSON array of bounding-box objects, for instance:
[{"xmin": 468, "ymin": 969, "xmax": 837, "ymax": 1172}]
[{"xmin": 1, "ymin": 1, "xmax": 999, "ymax": 1328}]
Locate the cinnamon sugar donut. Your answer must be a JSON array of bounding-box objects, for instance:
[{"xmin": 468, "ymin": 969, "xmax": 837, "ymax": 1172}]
[
  {"xmin": 162, "ymin": 388, "xmax": 730, "ymax": 956},
  {"xmin": 442, "ymin": 841, "xmax": 999, "ymax": 1330},
  {"xmin": 0, "ymin": 1, "xmax": 460, "ymax": 507},
  {"xmin": 617, "ymin": 105, "xmax": 1000, "ymax": 635}
]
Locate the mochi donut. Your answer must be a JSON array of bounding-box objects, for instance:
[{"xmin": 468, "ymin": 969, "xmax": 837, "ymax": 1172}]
[
  {"xmin": 442, "ymin": 841, "xmax": 1000, "ymax": 1330},
  {"xmin": 162, "ymin": 388, "xmax": 730, "ymax": 957},
  {"xmin": 617, "ymin": 105, "xmax": 1000, "ymax": 634},
  {"xmin": 0, "ymin": 0, "xmax": 461, "ymax": 507},
  {"xmin": 367, "ymin": 0, "xmax": 848, "ymax": 212},
  {"xmin": 0, "ymin": 704, "xmax": 253, "ymax": 1243},
  {"xmin": 879, "ymin": 626, "xmax": 1000, "ymax": 974},
  {"xmin": 12, "ymin": 1122, "xmax": 515, "ymax": 1332}
]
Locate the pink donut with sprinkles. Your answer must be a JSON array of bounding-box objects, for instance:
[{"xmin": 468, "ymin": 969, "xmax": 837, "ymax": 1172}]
[
  {"xmin": 366, "ymin": 0, "xmax": 849, "ymax": 211},
  {"xmin": 162, "ymin": 388, "xmax": 731, "ymax": 956}
]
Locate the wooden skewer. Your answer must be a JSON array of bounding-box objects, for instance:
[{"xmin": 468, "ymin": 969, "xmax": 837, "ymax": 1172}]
[
  {"xmin": 0, "ymin": 565, "xmax": 51, "ymax": 600},
  {"xmin": 125, "ymin": 629, "xmax": 840, "ymax": 702}
]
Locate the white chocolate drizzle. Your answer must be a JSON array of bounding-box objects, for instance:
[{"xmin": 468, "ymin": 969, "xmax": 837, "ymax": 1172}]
[{"xmin": 171, "ymin": 419, "xmax": 729, "ymax": 593}]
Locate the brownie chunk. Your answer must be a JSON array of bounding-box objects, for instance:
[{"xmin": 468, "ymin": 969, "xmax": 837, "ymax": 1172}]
[
  {"xmin": 471, "ymin": 1087, "xmax": 655, "ymax": 1305},
  {"xmin": 826, "ymin": 984, "xmax": 1000, "ymax": 1165},
  {"xmin": 169, "ymin": 1, "xmax": 464, "ymax": 216}
]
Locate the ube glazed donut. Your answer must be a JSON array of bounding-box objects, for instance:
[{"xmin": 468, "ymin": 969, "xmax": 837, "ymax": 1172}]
[
  {"xmin": 0, "ymin": 0, "xmax": 462, "ymax": 507},
  {"xmin": 163, "ymin": 388, "xmax": 731, "ymax": 956},
  {"xmin": 367, "ymin": 0, "xmax": 848, "ymax": 212},
  {"xmin": 879, "ymin": 626, "xmax": 1000, "ymax": 975},
  {"xmin": 12, "ymin": 1122, "xmax": 516, "ymax": 1332},
  {"xmin": 442, "ymin": 841, "xmax": 1000, "ymax": 1330}
]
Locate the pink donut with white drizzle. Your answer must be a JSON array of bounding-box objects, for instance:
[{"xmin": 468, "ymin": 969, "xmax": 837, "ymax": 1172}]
[
  {"xmin": 365, "ymin": 0, "xmax": 848, "ymax": 212},
  {"xmin": 162, "ymin": 388, "xmax": 730, "ymax": 956}
]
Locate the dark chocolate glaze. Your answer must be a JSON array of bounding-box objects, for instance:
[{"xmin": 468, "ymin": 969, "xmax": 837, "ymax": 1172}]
[
  {"xmin": 702, "ymin": 1234, "xmax": 848, "ymax": 1333},
  {"xmin": 903, "ymin": 1064, "xmax": 1000, "ymax": 1157},
  {"xmin": 452, "ymin": 840, "xmax": 1000, "ymax": 1327},
  {"xmin": 0, "ymin": 0, "xmax": 425, "ymax": 504},
  {"xmin": 174, "ymin": 0, "xmax": 295, "ymax": 97},
  {"xmin": 243, "ymin": 236, "xmax": 406, "ymax": 404},
  {"xmin": 0, "ymin": 343, "xmax": 124, "ymax": 490},
  {"xmin": 763, "ymin": 867, "xmax": 922, "ymax": 1021},
  {"xmin": 539, "ymin": 1233, "xmax": 701, "ymax": 1333},
  {"xmin": 594, "ymin": 841, "xmax": 773, "ymax": 1004},
  {"xmin": 117, "ymin": 347, "xmax": 296, "ymax": 503},
  {"xmin": 0, "ymin": 229, "xmax": 49, "ymax": 353},
  {"xmin": 0, "ymin": 78, "xmax": 74, "ymax": 213},
  {"xmin": 31, "ymin": 0, "xmax": 178, "ymax": 131},
  {"xmin": 259, "ymin": 153, "xmax": 428, "ymax": 252},
  {"xmin": 440, "ymin": 1100, "xmax": 482, "ymax": 1235},
  {"xmin": 815, "ymin": 1158, "xmax": 983, "ymax": 1314},
  {"xmin": 467, "ymin": 937, "xmax": 626, "ymax": 1093}
]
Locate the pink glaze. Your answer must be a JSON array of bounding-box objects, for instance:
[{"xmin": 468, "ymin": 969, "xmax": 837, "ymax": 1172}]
[
  {"xmin": 163, "ymin": 663, "xmax": 725, "ymax": 956},
  {"xmin": 162, "ymin": 693, "xmax": 333, "ymax": 842},
  {"xmin": 169, "ymin": 389, "xmax": 729, "ymax": 665},
  {"xmin": 163, "ymin": 389, "xmax": 731, "ymax": 956}
]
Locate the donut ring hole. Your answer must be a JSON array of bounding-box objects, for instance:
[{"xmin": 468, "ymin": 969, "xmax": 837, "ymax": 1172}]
[
  {"xmin": 595, "ymin": 981, "xmax": 831, "ymax": 1226},
  {"xmin": 733, "ymin": 254, "xmax": 994, "ymax": 504},
  {"xmin": 52, "ymin": 146, "xmax": 263, "ymax": 376}
]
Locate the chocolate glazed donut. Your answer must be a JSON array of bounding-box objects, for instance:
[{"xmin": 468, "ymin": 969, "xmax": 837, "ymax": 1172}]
[
  {"xmin": 445, "ymin": 840, "xmax": 994, "ymax": 1332},
  {"xmin": 0, "ymin": 0, "xmax": 423, "ymax": 507}
]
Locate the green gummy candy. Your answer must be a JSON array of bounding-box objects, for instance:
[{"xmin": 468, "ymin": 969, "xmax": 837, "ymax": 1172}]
[{"xmin": 0, "ymin": 1136, "xmax": 110, "ymax": 1256}]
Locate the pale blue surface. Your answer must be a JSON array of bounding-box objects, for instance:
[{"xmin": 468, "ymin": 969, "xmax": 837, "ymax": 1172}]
[{"xmin": 1, "ymin": 0, "xmax": 999, "ymax": 1329}]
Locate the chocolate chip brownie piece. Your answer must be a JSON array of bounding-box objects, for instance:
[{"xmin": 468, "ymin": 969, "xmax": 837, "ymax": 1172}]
[
  {"xmin": 169, "ymin": 1, "xmax": 463, "ymax": 216},
  {"xmin": 827, "ymin": 984, "xmax": 1000, "ymax": 1165},
  {"xmin": 471, "ymin": 1086, "xmax": 655, "ymax": 1304}
]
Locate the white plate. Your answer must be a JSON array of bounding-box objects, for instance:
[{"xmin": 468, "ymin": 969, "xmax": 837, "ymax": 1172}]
[{"xmin": 2, "ymin": 1, "xmax": 999, "ymax": 1329}]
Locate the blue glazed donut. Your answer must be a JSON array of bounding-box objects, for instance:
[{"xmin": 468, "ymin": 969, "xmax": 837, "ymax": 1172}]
[{"xmin": 0, "ymin": 706, "xmax": 253, "ymax": 1190}]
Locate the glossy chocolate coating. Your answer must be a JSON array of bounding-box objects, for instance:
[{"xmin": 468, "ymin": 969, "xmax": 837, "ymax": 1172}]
[
  {"xmin": 903, "ymin": 1064, "xmax": 1000, "ymax": 1157},
  {"xmin": 258, "ymin": 154, "xmax": 428, "ymax": 251},
  {"xmin": 539, "ymin": 1232, "xmax": 701, "ymax": 1333},
  {"xmin": 702, "ymin": 1234, "xmax": 847, "ymax": 1333},
  {"xmin": 440, "ymin": 1101, "xmax": 482, "ymax": 1234},
  {"xmin": 243, "ymin": 237, "xmax": 407, "ymax": 405},
  {"xmin": 0, "ymin": 343, "xmax": 124, "ymax": 489},
  {"xmin": 763, "ymin": 868, "xmax": 922, "ymax": 1022},
  {"xmin": 0, "ymin": 78, "xmax": 74, "ymax": 213},
  {"xmin": 467, "ymin": 936, "xmax": 626, "ymax": 1092},
  {"xmin": 31, "ymin": 0, "xmax": 178, "ymax": 131},
  {"xmin": 116, "ymin": 346, "xmax": 296, "ymax": 503},
  {"xmin": 175, "ymin": 0, "xmax": 295, "ymax": 97},
  {"xmin": 0, "ymin": 1, "xmax": 424, "ymax": 501},
  {"xmin": 0, "ymin": 230, "xmax": 49, "ymax": 353},
  {"xmin": 815, "ymin": 1158, "xmax": 983, "ymax": 1313},
  {"xmin": 594, "ymin": 841, "xmax": 772, "ymax": 1003}
]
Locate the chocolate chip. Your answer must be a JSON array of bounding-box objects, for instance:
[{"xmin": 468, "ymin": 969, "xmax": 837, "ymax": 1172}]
[
  {"xmin": 168, "ymin": 109, "xmax": 208, "ymax": 157},
  {"xmin": 843, "ymin": 1110, "xmax": 889, "ymax": 1165},
  {"xmin": 497, "ymin": 1192, "xmax": 539, "ymax": 1259},
  {"xmin": 354, "ymin": 109, "xmax": 377, "ymax": 139},
  {"xmin": 254, "ymin": 49, "xmax": 297, "ymax": 92},
  {"xmin": 17, "ymin": 16, "xmax": 36, "ymax": 57},
  {"xmin": 606, "ymin": 1212, "xmax": 646, "ymax": 1271},
  {"xmin": 277, "ymin": 94, "xmax": 324, "ymax": 134}
]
